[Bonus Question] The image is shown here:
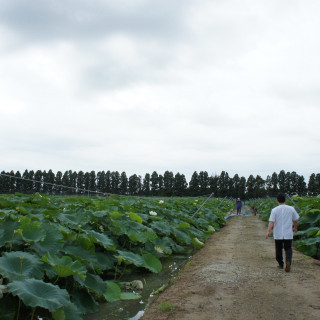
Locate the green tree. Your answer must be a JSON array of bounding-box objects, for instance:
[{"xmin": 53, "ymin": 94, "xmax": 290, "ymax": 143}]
[
  {"xmin": 217, "ymin": 171, "xmax": 230, "ymax": 197},
  {"xmin": 97, "ymin": 171, "xmax": 106, "ymax": 193},
  {"xmin": 128, "ymin": 174, "xmax": 140, "ymax": 195},
  {"xmin": 77, "ymin": 171, "xmax": 85, "ymax": 194},
  {"xmin": 89, "ymin": 171, "xmax": 96, "ymax": 192},
  {"xmin": 173, "ymin": 173, "xmax": 188, "ymax": 196},
  {"xmin": 308, "ymin": 173, "xmax": 316, "ymax": 195},
  {"xmin": 119, "ymin": 172, "xmax": 128, "ymax": 195},
  {"xmin": 61, "ymin": 171, "xmax": 70, "ymax": 194},
  {"xmin": 105, "ymin": 171, "xmax": 112, "ymax": 193},
  {"xmin": 54, "ymin": 171, "xmax": 63, "ymax": 194},
  {"xmin": 163, "ymin": 171, "xmax": 174, "ymax": 196},
  {"xmin": 43, "ymin": 169, "xmax": 55, "ymax": 194},
  {"xmin": 198, "ymin": 171, "xmax": 209, "ymax": 195},
  {"xmin": 188, "ymin": 171, "xmax": 199, "ymax": 196},
  {"xmin": 246, "ymin": 174, "xmax": 255, "ymax": 199},
  {"xmin": 209, "ymin": 174, "xmax": 219, "ymax": 195},
  {"xmin": 110, "ymin": 171, "xmax": 120, "ymax": 194},
  {"xmin": 278, "ymin": 170, "xmax": 286, "ymax": 193},
  {"xmin": 150, "ymin": 171, "xmax": 159, "ymax": 196},
  {"xmin": 15, "ymin": 171, "xmax": 22, "ymax": 193},
  {"xmin": 142, "ymin": 173, "xmax": 151, "ymax": 196}
]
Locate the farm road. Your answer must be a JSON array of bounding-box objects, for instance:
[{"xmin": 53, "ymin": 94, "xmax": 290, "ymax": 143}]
[{"xmin": 141, "ymin": 206, "xmax": 320, "ymax": 320}]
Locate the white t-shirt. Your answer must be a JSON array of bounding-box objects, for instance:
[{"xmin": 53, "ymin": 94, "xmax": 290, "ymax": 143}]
[{"xmin": 269, "ymin": 204, "xmax": 299, "ymax": 240}]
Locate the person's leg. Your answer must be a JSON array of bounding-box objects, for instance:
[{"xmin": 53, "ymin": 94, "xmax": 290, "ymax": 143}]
[
  {"xmin": 275, "ymin": 240, "xmax": 284, "ymax": 268},
  {"xmin": 284, "ymin": 240, "xmax": 292, "ymax": 272}
]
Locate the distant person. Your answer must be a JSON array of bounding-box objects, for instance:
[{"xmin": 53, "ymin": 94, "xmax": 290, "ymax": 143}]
[
  {"xmin": 265, "ymin": 193, "xmax": 299, "ymax": 272},
  {"xmin": 236, "ymin": 198, "xmax": 242, "ymax": 215}
]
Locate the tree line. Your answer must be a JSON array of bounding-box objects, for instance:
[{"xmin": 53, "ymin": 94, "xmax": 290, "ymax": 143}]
[{"xmin": 0, "ymin": 169, "xmax": 319, "ymax": 199}]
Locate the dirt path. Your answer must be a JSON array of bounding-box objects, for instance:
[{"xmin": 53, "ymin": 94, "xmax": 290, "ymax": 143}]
[{"xmin": 141, "ymin": 207, "xmax": 320, "ymax": 320}]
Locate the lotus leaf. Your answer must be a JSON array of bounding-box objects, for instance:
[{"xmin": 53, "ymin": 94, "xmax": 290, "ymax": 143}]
[
  {"xmin": 104, "ymin": 281, "xmax": 121, "ymax": 302},
  {"xmin": 0, "ymin": 251, "xmax": 43, "ymax": 281},
  {"xmin": 7, "ymin": 279, "xmax": 70, "ymax": 312},
  {"xmin": 71, "ymin": 289, "xmax": 99, "ymax": 313},
  {"xmin": 75, "ymin": 272, "xmax": 106, "ymax": 296},
  {"xmin": 120, "ymin": 292, "xmax": 141, "ymax": 300},
  {"xmin": 128, "ymin": 211, "xmax": 143, "ymax": 223},
  {"xmin": 117, "ymin": 250, "xmax": 144, "ymax": 267},
  {"xmin": 0, "ymin": 220, "xmax": 19, "ymax": 248},
  {"xmin": 141, "ymin": 253, "xmax": 162, "ymax": 273},
  {"xmin": 86, "ymin": 230, "xmax": 115, "ymax": 249},
  {"xmin": 178, "ymin": 222, "xmax": 191, "ymax": 230},
  {"xmin": 41, "ymin": 253, "xmax": 87, "ymax": 280},
  {"xmin": 31, "ymin": 223, "xmax": 64, "ymax": 255}
]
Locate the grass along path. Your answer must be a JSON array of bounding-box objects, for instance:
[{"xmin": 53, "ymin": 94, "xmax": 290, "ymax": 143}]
[{"xmin": 141, "ymin": 206, "xmax": 320, "ymax": 320}]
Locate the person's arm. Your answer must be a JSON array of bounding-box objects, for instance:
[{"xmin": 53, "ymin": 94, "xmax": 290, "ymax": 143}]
[
  {"xmin": 265, "ymin": 221, "xmax": 274, "ymax": 239},
  {"xmin": 293, "ymin": 220, "xmax": 298, "ymax": 233}
]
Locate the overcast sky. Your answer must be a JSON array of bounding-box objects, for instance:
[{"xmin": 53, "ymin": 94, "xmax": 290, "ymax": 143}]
[{"xmin": 1, "ymin": 0, "xmax": 320, "ymax": 181}]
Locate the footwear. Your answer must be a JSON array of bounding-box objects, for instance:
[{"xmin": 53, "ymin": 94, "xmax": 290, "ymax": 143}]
[
  {"xmin": 285, "ymin": 261, "xmax": 291, "ymax": 272},
  {"xmin": 277, "ymin": 265, "xmax": 284, "ymax": 269}
]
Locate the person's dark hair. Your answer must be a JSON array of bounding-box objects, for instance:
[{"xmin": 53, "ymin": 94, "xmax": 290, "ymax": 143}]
[{"xmin": 277, "ymin": 193, "xmax": 286, "ymax": 203}]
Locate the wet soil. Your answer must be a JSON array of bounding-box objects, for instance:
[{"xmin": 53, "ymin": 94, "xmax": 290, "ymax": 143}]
[{"xmin": 141, "ymin": 207, "xmax": 320, "ymax": 320}]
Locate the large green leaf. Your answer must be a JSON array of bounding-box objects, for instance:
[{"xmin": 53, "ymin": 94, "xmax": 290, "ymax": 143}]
[
  {"xmin": 104, "ymin": 281, "xmax": 121, "ymax": 302},
  {"xmin": 117, "ymin": 250, "xmax": 144, "ymax": 267},
  {"xmin": 0, "ymin": 295, "xmax": 16, "ymax": 320},
  {"xmin": 75, "ymin": 272, "xmax": 106, "ymax": 296},
  {"xmin": 31, "ymin": 223, "xmax": 64, "ymax": 255},
  {"xmin": 18, "ymin": 216, "xmax": 46, "ymax": 242},
  {"xmin": 7, "ymin": 279, "xmax": 70, "ymax": 312},
  {"xmin": 0, "ymin": 251, "xmax": 43, "ymax": 281},
  {"xmin": 71, "ymin": 289, "xmax": 99, "ymax": 313},
  {"xmin": 41, "ymin": 253, "xmax": 87, "ymax": 281},
  {"xmin": 86, "ymin": 230, "xmax": 115, "ymax": 250},
  {"xmin": 0, "ymin": 220, "xmax": 19, "ymax": 248},
  {"xmin": 142, "ymin": 253, "xmax": 162, "ymax": 273}
]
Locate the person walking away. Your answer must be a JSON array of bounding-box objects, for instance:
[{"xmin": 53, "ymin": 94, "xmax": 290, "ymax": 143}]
[
  {"xmin": 236, "ymin": 198, "xmax": 242, "ymax": 215},
  {"xmin": 265, "ymin": 193, "xmax": 299, "ymax": 272}
]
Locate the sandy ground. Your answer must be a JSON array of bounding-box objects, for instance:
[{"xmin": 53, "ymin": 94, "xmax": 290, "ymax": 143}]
[{"xmin": 141, "ymin": 207, "xmax": 320, "ymax": 320}]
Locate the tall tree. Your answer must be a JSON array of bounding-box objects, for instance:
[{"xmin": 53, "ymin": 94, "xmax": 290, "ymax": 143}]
[
  {"xmin": 308, "ymin": 173, "xmax": 316, "ymax": 196},
  {"xmin": 110, "ymin": 171, "xmax": 120, "ymax": 194},
  {"xmin": 198, "ymin": 171, "xmax": 209, "ymax": 196},
  {"xmin": 209, "ymin": 174, "xmax": 219, "ymax": 195},
  {"xmin": 61, "ymin": 171, "xmax": 70, "ymax": 194},
  {"xmin": 163, "ymin": 171, "xmax": 174, "ymax": 196},
  {"xmin": 173, "ymin": 173, "xmax": 188, "ymax": 196},
  {"xmin": 278, "ymin": 170, "xmax": 286, "ymax": 193},
  {"xmin": 105, "ymin": 171, "xmax": 112, "ymax": 194},
  {"xmin": 54, "ymin": 171, "xmax": 63, "ymax": 195},
  {"xmin": 128, "ymin": 174, "xmax": 140, "ymax": 195},
  {"xmin": 43, "ymin": 169, "xmax": 55, "ymax": 194},
  {"xmin": 246, "ymin": 175, "xmax": 255, "ymax": 199},
  {"xmin": 77, "ymin": 171, "xmax": 85, "ymax": 194},
  {"xmin": 119, "ymin": 172, "xmax": 128, "ymax": 195},
  {"xmin": 142, "ymin": 173, "xmax": 151, "ymax": 196},
  {"xmin": 89, "ymin": 171, "xmax": 96, "ymax": 192},
  {"xmin": 188, "ymin": 171, "xmax": 200, "ymax": 196},
  {"xmin": 150, "ymin": 171, "xmax": 159, "ymax": 196},
  {"xmin": 15, "ymin": 171, "xmax": 22, "ymax": 193},
  {"xmin": 97, "ymin": 171, "xmax": 106, "ymax": 193}
]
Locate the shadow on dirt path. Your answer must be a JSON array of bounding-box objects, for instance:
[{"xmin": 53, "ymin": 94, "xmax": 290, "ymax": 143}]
[{"xmin": 141, "ymin": 206, "xmax": 320, "ymax": 320}]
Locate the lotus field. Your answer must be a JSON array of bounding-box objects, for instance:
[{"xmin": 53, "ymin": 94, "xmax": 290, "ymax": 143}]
[
  {"xmin": 250, "ymin": 195, "xmax": 320, "ymax": 259},
  {"xmin": 0, "ymin": 193, "xmax": 233, "ymax": 319}
]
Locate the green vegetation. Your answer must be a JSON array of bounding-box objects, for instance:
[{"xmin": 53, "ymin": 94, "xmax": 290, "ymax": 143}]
[
  {"xmin": 0, "ymin": 193, "xmax": 232, "ymax": 319},
  {"xmin": 1, "ymin": 169, "xmax": 318, "ymax": 198},
  {"xmin": 158, "ymin": 301, "xmax": 175, "ymax": 312},
  {"xmin": 250, "ymin": 196, "xmax": 320, "ymax": 259}
]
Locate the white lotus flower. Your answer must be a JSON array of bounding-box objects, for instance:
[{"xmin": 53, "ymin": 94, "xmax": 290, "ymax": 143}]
[
  {"xmin": 99, "ymin": 226, "xmax": 104, "ymax": 233},
  {"xmin": 149, "ymin": 211, "xmax": 157, "ymax": 216},
  {"xmin": 155, "ymin": 246, "xmax": 164, "ymax": 254},
  {"xmin": 158, "ymin": 200, "xmax": 164, "ymax": 204}
]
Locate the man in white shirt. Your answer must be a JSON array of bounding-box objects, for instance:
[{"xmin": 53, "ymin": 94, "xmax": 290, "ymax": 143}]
[{"xmin": 265, "ymin": 193, "xmax": 299, "ymax": 272}]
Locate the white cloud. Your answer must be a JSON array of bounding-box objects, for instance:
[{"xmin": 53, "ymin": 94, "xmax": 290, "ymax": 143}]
[{"xmin": 1, "ymin": 0, "xmax": 320, "ymax": 181}]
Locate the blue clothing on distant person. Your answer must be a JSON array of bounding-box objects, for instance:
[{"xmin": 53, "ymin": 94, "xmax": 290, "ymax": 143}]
[{"xmin": 236, "ymin": 198, "xmax": 242, "ymax": 215}]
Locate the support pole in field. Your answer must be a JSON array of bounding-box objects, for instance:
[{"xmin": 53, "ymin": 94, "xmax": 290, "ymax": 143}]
[
  {"xmin": 192, "ymin": 192, "xmax": 214, "ymax": 218},
  {"xmin": 285, "ymin": 193, "xmax": 301, "ymax": 213}
]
